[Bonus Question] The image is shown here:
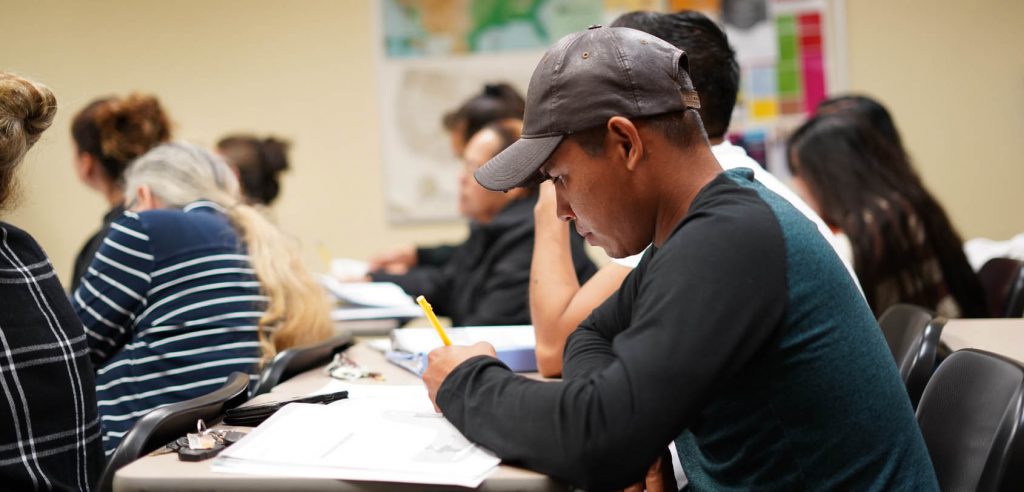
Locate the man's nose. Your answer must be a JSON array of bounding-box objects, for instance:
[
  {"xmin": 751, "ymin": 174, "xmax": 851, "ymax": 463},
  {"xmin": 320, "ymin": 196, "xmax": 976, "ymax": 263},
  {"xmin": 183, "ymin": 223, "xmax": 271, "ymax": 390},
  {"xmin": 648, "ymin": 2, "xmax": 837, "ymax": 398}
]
[{"xmin": 555, "ymin": 189, "xmax": 576, "ymax": 222}]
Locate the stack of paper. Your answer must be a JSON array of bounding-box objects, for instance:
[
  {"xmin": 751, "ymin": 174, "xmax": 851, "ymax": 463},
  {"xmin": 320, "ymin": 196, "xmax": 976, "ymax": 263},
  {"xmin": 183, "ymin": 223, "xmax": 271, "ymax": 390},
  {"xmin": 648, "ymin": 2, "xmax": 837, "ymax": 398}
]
[
  {"xmin": 319, "ymin": 276, "xmax": 424, "ymax": 322},
  {"xmin": 387, "ymin": 325, "xmax": 538, "ymax": 374},
  {"xmin": 212, "ymin": 385, "xmax": 499, "ymax": 487}
]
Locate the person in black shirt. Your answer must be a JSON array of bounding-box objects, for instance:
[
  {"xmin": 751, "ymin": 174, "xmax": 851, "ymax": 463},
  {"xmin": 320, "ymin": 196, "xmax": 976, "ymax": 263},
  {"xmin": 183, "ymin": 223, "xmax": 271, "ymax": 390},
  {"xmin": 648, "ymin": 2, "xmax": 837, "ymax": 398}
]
[
  {"xmin": 368, "ymin": 83, "xmax": 527, "ymax": 276},
  {"xmin": 373, "ymin": 120, "xmax": 595, "ymax": 326},
  {"xmin": 69, "ymin": 93, "xmax": 171, "ymax": 292},
  {"xmin": 1, "ymin": 72, "xmax": 104, "ymax": 491},
  {"xmin": 421, "ymin": 27, "xmax": 938, "ymax": 491}
]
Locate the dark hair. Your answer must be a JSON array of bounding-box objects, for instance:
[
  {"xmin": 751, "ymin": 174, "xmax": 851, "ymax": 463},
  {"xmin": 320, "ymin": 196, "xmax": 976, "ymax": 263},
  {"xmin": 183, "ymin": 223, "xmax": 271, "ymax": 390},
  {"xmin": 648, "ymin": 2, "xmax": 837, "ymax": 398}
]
[
  {"xmin": 71, "ymin": 94, "xmax": 172, "ymax": 184},
  {"xmin": 817, "ymin": 94, "xmax": 906, "ymax": 154},
  {"xmin": 443, "ymin": 83, "xmax": 525, "ymax": 145},
  {"xmin": 612, "ymin": 10, "xmax": 739, "ymax": 139},
  {"xmin": 571, "ymin": 110, "xmax": 705, "ymax": 158},
  {"xmin": 788, "ymin": 113, "xmax": 987, "ymax": 317},
  {"xmin": 216, "ymin": 135, "xmax": 290, "ymax": 206}
]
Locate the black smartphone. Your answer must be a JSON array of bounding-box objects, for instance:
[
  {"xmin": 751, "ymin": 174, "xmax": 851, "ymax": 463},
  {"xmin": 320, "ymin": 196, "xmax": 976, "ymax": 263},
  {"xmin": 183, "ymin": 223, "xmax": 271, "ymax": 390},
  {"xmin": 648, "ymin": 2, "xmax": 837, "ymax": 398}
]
[{"xmin": 223, "ymin": 390, "xmax": 349, "ymax": 426}]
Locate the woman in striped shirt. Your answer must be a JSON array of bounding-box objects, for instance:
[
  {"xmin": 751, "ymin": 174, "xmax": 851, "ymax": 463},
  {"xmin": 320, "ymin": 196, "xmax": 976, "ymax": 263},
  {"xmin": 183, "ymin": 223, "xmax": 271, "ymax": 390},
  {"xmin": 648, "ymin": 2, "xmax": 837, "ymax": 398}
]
[{"xmin": 72, "ymin": 142, "xmax": 332, "ymax": 454}]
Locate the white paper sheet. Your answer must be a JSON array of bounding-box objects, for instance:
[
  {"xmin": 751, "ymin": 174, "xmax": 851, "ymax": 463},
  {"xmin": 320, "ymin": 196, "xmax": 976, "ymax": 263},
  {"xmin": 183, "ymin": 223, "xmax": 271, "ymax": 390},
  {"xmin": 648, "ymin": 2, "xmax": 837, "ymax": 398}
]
[
  {"xmin": 320, "ymin": 277, "xmax": 417, "ymax": 308},
  {"xmin": 331, "ymin": 305, "xmax": 424, "ymax": 321},
  {"xmin": 391, "ymin": 325, "xmax": 535, "ymax": 353},
  {"xmin": 211, "ymin": 385, "xmax": 499, "ymax": 487}
]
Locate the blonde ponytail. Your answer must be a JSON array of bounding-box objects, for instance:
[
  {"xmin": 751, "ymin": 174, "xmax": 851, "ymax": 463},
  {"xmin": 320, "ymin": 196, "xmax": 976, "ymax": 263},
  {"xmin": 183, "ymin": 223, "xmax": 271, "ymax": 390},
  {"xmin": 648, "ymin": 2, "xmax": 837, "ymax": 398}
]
[
  {"xmin": 227, "ymin": 203, "xmax": 333, "ymax": 364},
  {"xmin": 125, "ymin": 142, "xmax": 333, "ymax": 364}
]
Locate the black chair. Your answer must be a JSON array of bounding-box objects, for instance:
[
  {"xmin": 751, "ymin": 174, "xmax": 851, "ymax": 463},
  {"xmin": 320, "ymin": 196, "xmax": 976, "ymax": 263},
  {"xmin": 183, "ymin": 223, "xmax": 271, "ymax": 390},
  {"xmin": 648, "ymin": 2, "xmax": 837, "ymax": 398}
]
[
  {"xmin": 97, "ymin": 371, "xmax": 250, "ymax": 492},
  {"xmin": 916, "ymin": 349, "xmax": 1024, "ymax": 491},
  {"xmin": 251, "ymin": 332, "xmax": 354, "ymax": 396},
  {"xmin": 978, "ymin": 258, "xmax": 1024, "ymax": 317},
  {"xmin": 877, "ymin": 304, "xmax": 946, "ymax": 408}
]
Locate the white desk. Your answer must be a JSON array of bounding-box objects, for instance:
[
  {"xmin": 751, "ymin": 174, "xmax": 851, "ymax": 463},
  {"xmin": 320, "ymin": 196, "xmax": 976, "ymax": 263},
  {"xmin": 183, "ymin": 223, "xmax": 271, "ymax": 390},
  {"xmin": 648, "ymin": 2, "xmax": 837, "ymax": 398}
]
[
  {"xmin": 113, "ymin": 343, "xmax": 563, "ymax": 491},
  {"xmin": 941, "ymin": 318, "xmax": 1024, "ymax": 363}
]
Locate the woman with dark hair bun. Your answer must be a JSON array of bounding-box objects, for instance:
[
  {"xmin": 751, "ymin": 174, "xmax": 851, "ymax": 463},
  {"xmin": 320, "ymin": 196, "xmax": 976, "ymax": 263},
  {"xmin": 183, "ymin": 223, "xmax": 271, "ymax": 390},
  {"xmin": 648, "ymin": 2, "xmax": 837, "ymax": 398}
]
[
  {"xmin": 70, "ymin": 93, "xmax": 172, "ymax": 292},
  {"xmin": 370, "ymin": 119, "xmax": 595, "ymax": 326},
  {"xmin": 788, "ymin": 102, "xmax": 987, "ymax": 318},
  {"xmin": 442, "ymin": 82, "xmax": 525, "ymax": 156},
  {"xmin": 369, "ymin": 82, "xmax": 526, "ymax": 274},
  {"xmin": 216, "ymin": 135, "xmax": 290, "ymax": 206}
]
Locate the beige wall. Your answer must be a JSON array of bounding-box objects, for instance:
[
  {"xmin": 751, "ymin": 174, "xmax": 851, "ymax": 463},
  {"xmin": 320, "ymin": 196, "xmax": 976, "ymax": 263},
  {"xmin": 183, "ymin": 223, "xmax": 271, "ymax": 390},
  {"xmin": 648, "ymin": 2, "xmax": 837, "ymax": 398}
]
[
  {"xmin": 3, "ymin": 0, "xmax": 1022, "ymax": 289},
  {"xmin": 845, "ymin": 0, "xmax": 1024, "ymax": 240}
]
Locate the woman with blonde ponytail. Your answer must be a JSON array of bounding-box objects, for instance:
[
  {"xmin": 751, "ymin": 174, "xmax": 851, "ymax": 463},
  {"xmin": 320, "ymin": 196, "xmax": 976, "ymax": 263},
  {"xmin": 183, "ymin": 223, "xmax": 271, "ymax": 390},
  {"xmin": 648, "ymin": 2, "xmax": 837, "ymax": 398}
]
[
  {"xmin": 72, "ymin": 142, "xmax": 332, "ymax": 454},
  {"xmin": 0, "ymin": 73, "xmax": 105, "ymax": 490}
]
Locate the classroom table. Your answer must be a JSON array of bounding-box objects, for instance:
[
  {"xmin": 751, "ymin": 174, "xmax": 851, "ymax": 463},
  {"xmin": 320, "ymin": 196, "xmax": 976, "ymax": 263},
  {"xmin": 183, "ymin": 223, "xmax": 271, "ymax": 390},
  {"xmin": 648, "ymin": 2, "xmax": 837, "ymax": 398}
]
[
  {"xmin": 113, "ymin": 342, "xmax": 565, "ymax": 492},
  {"xmin": 940, "ymin": 318, "xmax": 1024, "ymax": 363}
]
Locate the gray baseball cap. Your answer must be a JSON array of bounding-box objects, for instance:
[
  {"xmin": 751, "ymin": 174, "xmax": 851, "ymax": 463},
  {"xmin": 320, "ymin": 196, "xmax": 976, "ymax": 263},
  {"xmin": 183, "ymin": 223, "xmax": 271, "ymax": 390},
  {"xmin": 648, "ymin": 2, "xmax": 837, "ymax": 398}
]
[{"xmin": 474, "ymin": 25, "xmax": 700, "ymax": 192}]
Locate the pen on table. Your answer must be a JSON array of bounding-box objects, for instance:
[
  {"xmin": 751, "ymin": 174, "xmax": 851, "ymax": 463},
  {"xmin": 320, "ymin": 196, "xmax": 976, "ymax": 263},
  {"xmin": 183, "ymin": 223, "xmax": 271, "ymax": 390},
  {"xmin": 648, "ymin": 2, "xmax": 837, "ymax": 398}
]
[{"xmin": 416, "ymin": 295, "xmax": 452, "ymax": 346}]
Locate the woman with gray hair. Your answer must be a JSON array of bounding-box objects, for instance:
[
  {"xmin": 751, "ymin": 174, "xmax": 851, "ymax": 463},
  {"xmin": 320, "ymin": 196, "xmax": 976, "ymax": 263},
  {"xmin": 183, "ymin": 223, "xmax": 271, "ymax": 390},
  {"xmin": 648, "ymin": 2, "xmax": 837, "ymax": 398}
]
[{"xmin": 72, "ymin": 142, "xmax": 332, "ymax": 454}]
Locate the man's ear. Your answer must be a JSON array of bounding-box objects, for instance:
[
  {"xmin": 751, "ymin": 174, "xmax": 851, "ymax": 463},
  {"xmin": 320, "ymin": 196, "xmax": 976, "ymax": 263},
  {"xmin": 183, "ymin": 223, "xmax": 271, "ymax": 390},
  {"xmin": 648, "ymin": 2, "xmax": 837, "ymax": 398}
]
[{"xmin": 606, "ymin": 116, "xmax": 644, "ymax": 171}]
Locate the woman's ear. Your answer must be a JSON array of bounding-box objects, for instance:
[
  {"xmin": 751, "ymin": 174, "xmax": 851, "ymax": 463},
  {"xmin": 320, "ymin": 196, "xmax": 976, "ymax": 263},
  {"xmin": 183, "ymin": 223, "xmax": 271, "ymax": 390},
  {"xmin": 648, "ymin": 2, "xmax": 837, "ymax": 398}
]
[
  {"xmin": 75, "ymin": 152, "xmax": 97, "ymax": 183},
  {"xmin": 131, "ymin": 185, "xmax": 160, "ymax": 212},
  {"xmin": 606, "ymin": 116, "xmax": 644, "ymax": 171}
]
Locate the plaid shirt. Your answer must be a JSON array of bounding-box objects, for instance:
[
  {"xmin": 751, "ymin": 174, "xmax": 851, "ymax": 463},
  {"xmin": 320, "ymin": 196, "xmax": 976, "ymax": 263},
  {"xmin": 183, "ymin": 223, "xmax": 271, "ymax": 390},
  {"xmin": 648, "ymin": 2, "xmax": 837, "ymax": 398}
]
[{"xmin": 0, "ymin": 222, "xmax": 104, "ymax": 491}]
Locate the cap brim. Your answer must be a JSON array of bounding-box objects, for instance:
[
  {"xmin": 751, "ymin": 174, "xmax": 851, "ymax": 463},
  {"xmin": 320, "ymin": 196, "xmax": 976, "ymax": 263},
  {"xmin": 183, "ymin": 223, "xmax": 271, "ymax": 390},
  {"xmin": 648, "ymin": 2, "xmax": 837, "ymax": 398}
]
[{"xmin": 474, "ymin": 134, "xmax": 564, "ymax": 192}]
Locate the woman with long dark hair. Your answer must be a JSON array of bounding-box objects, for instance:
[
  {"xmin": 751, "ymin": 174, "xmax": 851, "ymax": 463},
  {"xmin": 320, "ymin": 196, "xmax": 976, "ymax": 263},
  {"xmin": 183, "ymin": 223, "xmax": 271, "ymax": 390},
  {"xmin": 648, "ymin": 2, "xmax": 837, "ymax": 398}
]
[{"xmin": 788, "ymin": 102, "xmax": 986, "ymax": 318}]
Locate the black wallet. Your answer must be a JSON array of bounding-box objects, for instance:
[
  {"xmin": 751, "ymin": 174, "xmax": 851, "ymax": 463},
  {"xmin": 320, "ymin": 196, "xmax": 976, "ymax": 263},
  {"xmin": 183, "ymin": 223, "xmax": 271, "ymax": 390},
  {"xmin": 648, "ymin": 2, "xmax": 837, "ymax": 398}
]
[{"xmin": 223, "ymin": 390, "xmax": 349, "ymax": 427}]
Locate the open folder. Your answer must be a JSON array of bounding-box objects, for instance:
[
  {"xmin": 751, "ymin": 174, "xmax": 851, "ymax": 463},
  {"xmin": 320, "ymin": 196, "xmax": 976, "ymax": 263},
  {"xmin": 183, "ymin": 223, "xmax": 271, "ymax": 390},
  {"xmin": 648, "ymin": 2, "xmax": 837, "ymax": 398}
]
[
  {"xmin": 212, "ymin": 384, "xmax": 499, "ymax": 487},
  {"xmin": 386, "ymin": 325, "xmax": 538, "ymax": 375}
]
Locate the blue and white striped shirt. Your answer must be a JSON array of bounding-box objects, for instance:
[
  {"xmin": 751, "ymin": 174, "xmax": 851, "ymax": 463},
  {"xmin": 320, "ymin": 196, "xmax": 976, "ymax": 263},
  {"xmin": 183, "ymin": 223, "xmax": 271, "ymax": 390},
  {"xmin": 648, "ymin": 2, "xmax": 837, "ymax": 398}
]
[{"xmin": 72, "ymin": 201, "xmax": 265, "ymax": 454}]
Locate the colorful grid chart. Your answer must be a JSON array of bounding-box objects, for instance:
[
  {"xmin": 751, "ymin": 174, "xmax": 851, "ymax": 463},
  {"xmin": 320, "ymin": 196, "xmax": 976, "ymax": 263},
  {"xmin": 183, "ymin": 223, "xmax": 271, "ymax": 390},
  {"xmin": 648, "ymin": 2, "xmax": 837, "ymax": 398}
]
[{"xmin": 776, "ymin": 11, "xmax": 827, "ymax": 116}]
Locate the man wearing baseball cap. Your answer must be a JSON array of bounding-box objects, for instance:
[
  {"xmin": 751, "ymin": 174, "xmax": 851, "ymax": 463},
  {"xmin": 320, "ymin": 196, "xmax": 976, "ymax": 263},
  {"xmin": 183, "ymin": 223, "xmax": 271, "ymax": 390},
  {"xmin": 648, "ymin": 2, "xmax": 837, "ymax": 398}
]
[{"xmin": 422, "ymin": 26, "xmax": 937, "ymax": 490}]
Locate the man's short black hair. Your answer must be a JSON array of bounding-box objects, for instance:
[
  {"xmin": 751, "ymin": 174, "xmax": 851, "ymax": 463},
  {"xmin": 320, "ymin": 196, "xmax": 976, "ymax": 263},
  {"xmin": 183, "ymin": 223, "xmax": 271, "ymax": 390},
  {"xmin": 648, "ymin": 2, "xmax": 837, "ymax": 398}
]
[
  {"xmin": 570, "ymin": 111, "xmax": 706, "ymax": 157},
  {"xmin": 611, "ymin": 10, "xmax": 739, "ymax": 140}
]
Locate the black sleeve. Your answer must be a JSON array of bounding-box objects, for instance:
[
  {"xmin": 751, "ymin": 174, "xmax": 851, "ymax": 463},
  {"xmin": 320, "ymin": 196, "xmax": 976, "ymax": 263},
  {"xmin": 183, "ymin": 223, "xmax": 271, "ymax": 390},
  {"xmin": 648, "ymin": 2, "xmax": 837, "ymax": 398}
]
[
  {"xmin": 416, "ymin": 244, "xmax": 458, "ymax": 268},
  {"xmin": 561, "ymin": 255, "xmax": 643, "ymax": 380},
  {"xmin": 70, "ymin": 230, "xmax": 105, "ymax": 294},
  {"xmin": 436, "ymin": 201, "xmax": 788, "ymax": 490},
  {"xmin": 458, "ymin": 231, "xmax": 534, "ymax": 326}
]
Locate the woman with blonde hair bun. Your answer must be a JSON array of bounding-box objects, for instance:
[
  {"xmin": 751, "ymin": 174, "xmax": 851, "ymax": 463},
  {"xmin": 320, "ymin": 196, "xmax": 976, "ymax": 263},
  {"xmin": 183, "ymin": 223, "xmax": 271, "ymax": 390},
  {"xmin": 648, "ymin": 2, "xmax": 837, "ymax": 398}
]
[
  {"xmin": 0, "ymin": 72, "xmax": 105, "ymax": 490},
  {"xmin": 72, "ymin": 141, "xmax": 332, "ymax": 454},
  {"xmin": 70, "ymin": 93, "xmax": 172, "ymax": 292}
]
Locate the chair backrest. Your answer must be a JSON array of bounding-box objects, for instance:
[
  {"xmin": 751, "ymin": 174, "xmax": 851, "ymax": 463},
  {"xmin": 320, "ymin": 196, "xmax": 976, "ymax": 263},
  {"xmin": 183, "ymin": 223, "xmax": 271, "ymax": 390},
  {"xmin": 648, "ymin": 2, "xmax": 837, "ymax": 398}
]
[
  {"xmin": 97, "ymin": 371, "xmax": 250, "ymax": 492},
  {"xmin": 916, "ymin": 349, "xmax": 1024, "ymax": 492},
  {"xmin": 877, "ymin": 304, "xmax": 945, "ymax": 408},
  {"xmin": 251, "ymin": 331, "xmax": 354, "ymax": 396},
  {"xmin": 978, "ymin": 258, "xmax": 1024, "ymax": 317}
]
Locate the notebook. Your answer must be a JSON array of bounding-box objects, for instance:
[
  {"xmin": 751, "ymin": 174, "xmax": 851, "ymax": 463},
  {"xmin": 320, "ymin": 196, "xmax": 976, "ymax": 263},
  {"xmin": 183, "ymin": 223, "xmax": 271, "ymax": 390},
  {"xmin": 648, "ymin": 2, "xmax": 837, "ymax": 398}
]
[{"xmin": 386, "ymin": 325, "xmax": 537, "ymax": 374}]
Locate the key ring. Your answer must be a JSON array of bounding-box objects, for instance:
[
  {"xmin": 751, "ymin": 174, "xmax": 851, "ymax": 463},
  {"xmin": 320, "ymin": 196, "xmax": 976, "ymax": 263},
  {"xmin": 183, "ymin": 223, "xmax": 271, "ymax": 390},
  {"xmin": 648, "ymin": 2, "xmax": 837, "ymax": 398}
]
[{"xmin": 326, "ymin": 352, "xmax": 385, "ymax": 381}]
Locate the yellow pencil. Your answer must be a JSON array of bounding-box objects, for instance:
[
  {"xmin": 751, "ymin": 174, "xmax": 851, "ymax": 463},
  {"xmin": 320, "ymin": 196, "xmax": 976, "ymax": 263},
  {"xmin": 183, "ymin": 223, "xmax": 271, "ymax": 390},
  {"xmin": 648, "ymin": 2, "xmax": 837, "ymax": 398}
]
[
  {"xmin": 317, "ymin": 243, "xmax": 332, "ymax": 269},
  {"xmin": 416, "ymin": 295, "xmax": 451, "ymax": 346}
]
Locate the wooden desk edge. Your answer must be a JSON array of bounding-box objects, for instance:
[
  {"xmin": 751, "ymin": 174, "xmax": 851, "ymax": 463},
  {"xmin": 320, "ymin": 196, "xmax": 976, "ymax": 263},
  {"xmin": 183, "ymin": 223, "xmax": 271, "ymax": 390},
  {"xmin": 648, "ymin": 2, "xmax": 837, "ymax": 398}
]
[{"xmin": 114, "ymin": 340, "xmax": 565, "ymax": 491}]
